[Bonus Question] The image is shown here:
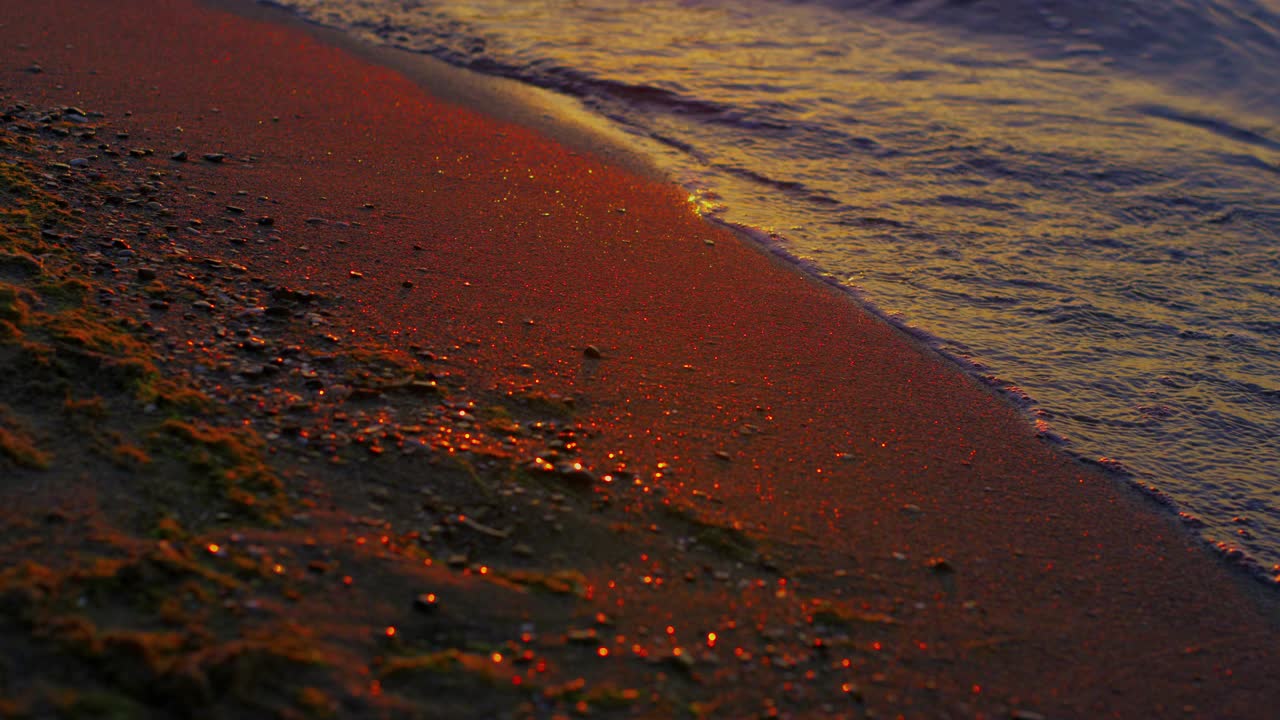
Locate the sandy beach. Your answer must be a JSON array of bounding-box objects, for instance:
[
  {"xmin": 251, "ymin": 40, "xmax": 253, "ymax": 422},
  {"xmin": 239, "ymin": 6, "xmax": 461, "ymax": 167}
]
[{"xmin": 1, "ymin": 0, "xmax": 1278, "ymax": 717}]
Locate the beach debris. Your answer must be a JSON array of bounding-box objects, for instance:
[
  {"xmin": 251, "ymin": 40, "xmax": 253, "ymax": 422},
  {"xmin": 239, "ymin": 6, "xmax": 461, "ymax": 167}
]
[
  {"xmin": 413, "ymin": 593, "xmax": 440, "ymax": 613},
  {"xmin": 901, "ymin": 503, "xmax": 923, "ymax": 515},
  {"xmin": 349, "ymin": 270, "xmax": 364, "ymax": 280},
  {"xmin": 926, "ymin": 557, "xmax": 954, "ymax": 573},
  {"xmin": 583, "ymin": 344, "xmax": 603, "ymax": 359},
  {"xmin": 714, "ymin": 450, "xmax": 731, "ymax": 462},
  {"xmin": 170, "ymin": 150, "xmax": 188, "ymax": 162},
  {"xmin": 456, "ymin": 514, "xmax": 510, "ymax": 539},
  {"xmin": 655, "ymin": 649, "xmax": 695, "ymax": 675}
]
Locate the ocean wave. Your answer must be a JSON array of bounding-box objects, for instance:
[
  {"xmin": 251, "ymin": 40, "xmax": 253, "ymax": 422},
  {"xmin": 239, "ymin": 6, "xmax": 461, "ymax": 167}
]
[{"xmin": 806, "ymin": 0, "xmax": 1280, "ymax": 111}]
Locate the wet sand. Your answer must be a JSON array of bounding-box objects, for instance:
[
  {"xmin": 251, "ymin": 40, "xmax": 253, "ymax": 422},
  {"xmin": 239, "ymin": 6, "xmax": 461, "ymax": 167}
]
[{"xmin": 2, "ymin": 0, "xmax": 1279, "ymax": 717}]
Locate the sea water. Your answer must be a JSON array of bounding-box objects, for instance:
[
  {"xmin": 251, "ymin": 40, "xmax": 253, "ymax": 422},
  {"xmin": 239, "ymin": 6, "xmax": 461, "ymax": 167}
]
[{"xmin": 263, "ymin": 0, "xmax": 1280, "ymax": 580}]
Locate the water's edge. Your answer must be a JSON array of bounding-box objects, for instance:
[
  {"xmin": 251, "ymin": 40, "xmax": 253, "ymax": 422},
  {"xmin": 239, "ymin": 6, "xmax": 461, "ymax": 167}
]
[{"xmin": 237, "ymin": 0, "xmax": 1278, "ymax": 587}]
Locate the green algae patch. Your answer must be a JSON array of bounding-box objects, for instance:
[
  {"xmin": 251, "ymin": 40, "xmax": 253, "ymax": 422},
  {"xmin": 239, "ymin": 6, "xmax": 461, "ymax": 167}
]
[
  {"xmin": 0, "ymin": 160, "xmax": 74, "ymax": 234},
  {"xmin": 379, "ymin": 648, "xmax": 501, "ymax": 681},
  {"xmin": 0, "ymin": 407, "xmax": 49, "ymax": 469},
  {"xmin": 149, "ymin": 420, "xmax": 286, "ymax": 522},
  {"xmin": 660, "ymin": 505, "xmax": 757, "ymax": 562},
  {"xmin": 0, "ymin": 426, "xmax": 50, "ymax": 468},
  {"xmin": 61, "ymin": 394, "xmax": 107, "ymax": 420},
  {"xmin": 108, "ymin": 441, "xmax": 151, "ymax": 470},
  {"xmin": 0, "ymin": 249, "xmax": 44, "ymax": 278},
  {"xmin": 0, "ymin": 157, "xmax": 256, "ymax": 495},
  {"xmin": 33, "ymin": 276, "xmax": 91, "ymax": 309},
  {"xmin": 42, "ymin": 310, "xmax": 153, "ymax": 367},
  {"xmin": 136, "ymin": 376, "xmax": 214, "ymax": 414},
  {"xmin": 294, "ymin": 686, "xmax": 340, "ymax": 718},
  {"xmin": 47, "ymin": 688, "xmax": 147, "ymax": 720},
  {"xmin": 0, "ymin": 540, "xmax": 337, "ymax": 718},
  {"xmin": 508, "ymin": 388, "xmax": 576, "ymax": 418},
  {"xmin": 0, "ymin": 281, "xmax": 36, "ymax": 326}
]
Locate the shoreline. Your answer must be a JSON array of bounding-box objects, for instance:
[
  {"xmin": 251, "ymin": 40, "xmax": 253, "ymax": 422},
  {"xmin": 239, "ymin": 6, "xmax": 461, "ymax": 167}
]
[
  {"xmin": 234, "ymin": 0, "xmax": 1280, "ymax": 583},
  {"xmin": 2, "ymin": 1, "xmax": 1279, "ymax": 717}
]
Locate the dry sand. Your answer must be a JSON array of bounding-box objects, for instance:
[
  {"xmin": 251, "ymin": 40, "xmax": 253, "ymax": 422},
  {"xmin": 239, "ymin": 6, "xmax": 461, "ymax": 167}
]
[{"xmin": 1, "ymin": 0, "xmax": 1278, "ymax": 717}]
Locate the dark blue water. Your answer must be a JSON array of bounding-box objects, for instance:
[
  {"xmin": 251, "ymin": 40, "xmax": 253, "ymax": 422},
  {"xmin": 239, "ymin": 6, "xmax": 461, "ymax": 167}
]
[{"xmin": 265, "ymin": 0, "xmax": 1280, "ymax": 582}]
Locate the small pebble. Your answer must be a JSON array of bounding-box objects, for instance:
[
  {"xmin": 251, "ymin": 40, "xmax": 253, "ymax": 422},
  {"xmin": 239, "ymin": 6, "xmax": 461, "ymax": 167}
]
[
  {"xmin": 413, "ymin": 593, "xmax": 439, "ymax": 613},
  {"xmin": 926, "ymin": 557, "xmax": 954, "ymax": 573}
]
